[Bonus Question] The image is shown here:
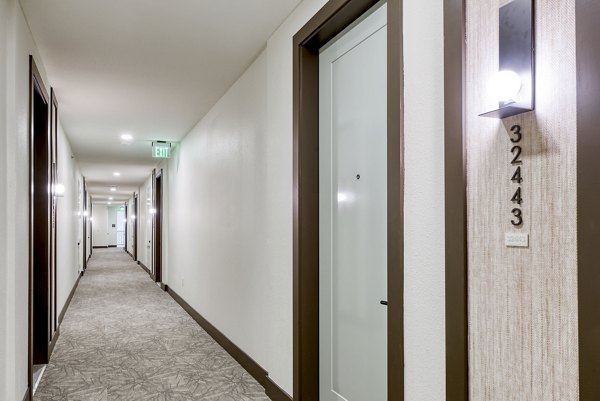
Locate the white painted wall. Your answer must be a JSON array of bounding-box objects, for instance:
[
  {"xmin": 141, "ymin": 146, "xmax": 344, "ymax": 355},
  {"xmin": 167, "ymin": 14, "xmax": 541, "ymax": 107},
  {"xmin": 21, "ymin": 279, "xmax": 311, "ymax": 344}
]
[
  {"xmin": 92, "ymin": 205, "xmax": 109, "ymax": 247},
  {"xmin": 167, "ymin": 50, "xmax": 270, "ymax": 379},
  {"xmin": 0, "ymin": 0, "xmax": 83, "ymax": 398},
  {"xmin": 56, "ymin": 122, "xmax": 84, "ymax": 318},
  {"xmin": 403, "ymin": 0, "xmax": 446, "ymax": 400},
  {"xmin": 164, "ymin": 0, "xmax": 330, "ymax": 396}
]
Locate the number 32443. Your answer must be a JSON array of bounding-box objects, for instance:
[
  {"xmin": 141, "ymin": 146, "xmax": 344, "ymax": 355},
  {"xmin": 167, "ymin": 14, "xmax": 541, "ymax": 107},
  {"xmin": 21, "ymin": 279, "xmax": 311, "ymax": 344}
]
[{"xmin": 510, "ymin": 124, "xmax": 523, "ymax": 226}]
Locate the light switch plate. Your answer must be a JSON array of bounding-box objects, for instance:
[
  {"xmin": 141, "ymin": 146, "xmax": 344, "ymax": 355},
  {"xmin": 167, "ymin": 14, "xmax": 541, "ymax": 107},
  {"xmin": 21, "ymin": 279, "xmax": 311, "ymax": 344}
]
[{"xmin": 505, "ymin": 232, "xmax": 529, "ymax": 247}]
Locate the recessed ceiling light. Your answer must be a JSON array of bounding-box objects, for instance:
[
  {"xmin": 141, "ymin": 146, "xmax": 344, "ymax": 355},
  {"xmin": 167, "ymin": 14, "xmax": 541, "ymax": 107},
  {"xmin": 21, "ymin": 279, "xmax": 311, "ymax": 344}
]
[
  {"xmin": 120, "ymin": 133, "xmax": 133, "ymax": 141},
  {"xmin": 110, "ymin": 186, "xmax": 117, "ymax": 192},
  {"xmin": 109, "ymin": 197, "xmax": 113, "ymax": 200},
  {"xmin": 113, "ymin": 172, "xmax": 121, "ymax": 176},
  {"xmin": 108, "ymin": 202, "xmax": 112, "ymax": 205}
]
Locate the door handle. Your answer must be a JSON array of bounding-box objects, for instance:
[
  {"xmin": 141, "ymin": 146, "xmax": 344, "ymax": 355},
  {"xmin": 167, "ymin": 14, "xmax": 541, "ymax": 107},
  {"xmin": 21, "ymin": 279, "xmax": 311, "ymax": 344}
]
[{"xmin": 380, "ymin": 300, "xmax": 388, "ymax": 306}]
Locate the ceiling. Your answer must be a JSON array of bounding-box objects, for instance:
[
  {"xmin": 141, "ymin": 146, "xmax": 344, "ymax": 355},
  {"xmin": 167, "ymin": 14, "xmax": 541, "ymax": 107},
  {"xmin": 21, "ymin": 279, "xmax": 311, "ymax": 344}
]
[{"xmin": 20, "ymin": 0, "xmax": 302, "ymax": 201}]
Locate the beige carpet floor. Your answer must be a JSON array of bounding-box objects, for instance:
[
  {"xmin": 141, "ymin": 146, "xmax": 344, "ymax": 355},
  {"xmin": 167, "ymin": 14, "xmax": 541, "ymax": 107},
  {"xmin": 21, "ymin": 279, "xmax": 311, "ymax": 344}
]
[{"xmin": 34, "ymin": 248, "xmax": 270, "ymax": 401}]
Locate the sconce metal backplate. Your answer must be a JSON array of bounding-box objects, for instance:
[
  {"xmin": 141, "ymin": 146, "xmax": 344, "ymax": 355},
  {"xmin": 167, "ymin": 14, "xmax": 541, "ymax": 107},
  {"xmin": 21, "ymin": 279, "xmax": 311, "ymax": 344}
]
[{"xmin": 480, "ymin": 0, "xmax": 535, "ymax": 118}]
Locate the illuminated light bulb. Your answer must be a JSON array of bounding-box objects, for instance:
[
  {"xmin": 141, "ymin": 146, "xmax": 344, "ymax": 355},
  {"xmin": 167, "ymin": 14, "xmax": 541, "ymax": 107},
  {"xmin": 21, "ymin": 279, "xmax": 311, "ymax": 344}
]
[
  {"xmin": 110, "ymin": 187, "xmax": 117, "ymax": 192},
  {"xmin": 149, "ymin": 208, "xmax": 157, "ymax": 214},
  {"xmin": 120, "ymin": 133, "xmax": 133, "ymax": 141},
  {"xmin": 113, "ymin": 172, "xmax": 121, "ymax": 177},
  {"xmin": 494, "ymin": 70, "xmax": 522, "ymax": 102}
]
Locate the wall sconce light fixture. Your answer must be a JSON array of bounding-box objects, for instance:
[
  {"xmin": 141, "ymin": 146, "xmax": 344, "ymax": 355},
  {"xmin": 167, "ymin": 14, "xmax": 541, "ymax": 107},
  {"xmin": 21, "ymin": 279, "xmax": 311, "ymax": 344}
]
[
  {"xmin": 53, "ymin": 183, "xmax": 65, "ymax": 198},
  {"xmin": 480, "ymin": 0, "xmax": 534, "ymax": 118}
]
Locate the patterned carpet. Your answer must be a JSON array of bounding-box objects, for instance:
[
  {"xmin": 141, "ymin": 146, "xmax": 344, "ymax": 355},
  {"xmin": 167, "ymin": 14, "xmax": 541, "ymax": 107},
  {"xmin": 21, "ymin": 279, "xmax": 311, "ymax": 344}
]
[{"xmin": 34, "ymin": 248, "xmax": 270, "ymax": 401}]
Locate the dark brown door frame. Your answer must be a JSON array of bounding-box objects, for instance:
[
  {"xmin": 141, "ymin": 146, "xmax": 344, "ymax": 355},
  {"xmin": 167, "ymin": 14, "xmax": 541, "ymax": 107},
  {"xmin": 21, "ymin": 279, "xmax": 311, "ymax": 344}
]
[
  {"xmin": 82, "ymin": 177, "xmax": 88, "ymax": 271},
  {"xmin": 576, "ymin": 0, "xmax": 600, "ymax": 399},
  {"xmin": 124, "ymin": 203, "xmax": 128, "ymax": 252},
  {"xmin": 88, "ymin": 202, "xmax": 94, "ymax": 255},
  {"xmin": 133, "ymin": 193, "xmax": 138, "ymax": 261},
  {"xmin": 292, "ymin": 0, "xmax": 404, "ymax": 400},
  {"xmin": 90, "ymin": 202, "xmax": 93, "ymax": 254},
  {"xmin": 153, "ymin": 169, "xmax": 163, "ymax": 284},
  {"xmin": 28, "ymin": 55, "xmax": 51, "ymax": 398},
  {"xmin": 443, "ymin": 1, "xmax": 468, "ymax": 401}
]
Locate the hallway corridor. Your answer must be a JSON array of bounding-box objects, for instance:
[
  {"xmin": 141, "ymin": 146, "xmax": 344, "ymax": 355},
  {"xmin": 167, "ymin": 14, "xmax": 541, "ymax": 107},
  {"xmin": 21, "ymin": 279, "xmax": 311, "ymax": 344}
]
[{"xmin": 34, "ymin": 249, "xmax": 269, "ymax": 401}]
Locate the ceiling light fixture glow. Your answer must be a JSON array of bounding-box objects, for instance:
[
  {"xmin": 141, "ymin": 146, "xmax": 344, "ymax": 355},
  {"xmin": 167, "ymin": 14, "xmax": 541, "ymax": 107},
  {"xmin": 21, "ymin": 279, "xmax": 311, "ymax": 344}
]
[
  {"xmin": 120, "ymin": 133, "xmax": 133, "ymax": 141},
  {"xmin": 113, "ymin": 172, "xmax": 121, "ymax": 177},
  {"xmin": 110, "ymin": 186, "xmax": 117, "ymax": 192}
]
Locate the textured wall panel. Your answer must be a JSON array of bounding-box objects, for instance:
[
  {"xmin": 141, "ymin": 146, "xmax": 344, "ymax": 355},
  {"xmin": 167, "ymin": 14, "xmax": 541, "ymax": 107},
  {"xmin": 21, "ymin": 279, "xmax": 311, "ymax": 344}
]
[{"xmin": 465, "ymin": 0, "xmax": 579, "ymax": 400}]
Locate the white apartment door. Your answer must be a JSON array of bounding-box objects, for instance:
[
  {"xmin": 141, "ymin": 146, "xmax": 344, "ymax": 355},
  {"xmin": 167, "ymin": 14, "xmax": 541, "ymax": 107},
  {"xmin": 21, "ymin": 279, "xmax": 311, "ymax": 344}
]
[{"xmin": 319, "ymin": 3, "xmax": 388, "ymax": 401}]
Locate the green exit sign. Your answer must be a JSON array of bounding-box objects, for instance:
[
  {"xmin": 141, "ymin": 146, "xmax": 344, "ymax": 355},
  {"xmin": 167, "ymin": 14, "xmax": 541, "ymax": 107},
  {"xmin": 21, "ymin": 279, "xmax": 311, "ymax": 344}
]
[{"xmin": 152, "ymin": 142, "xmax": 171, "ymax": 158}]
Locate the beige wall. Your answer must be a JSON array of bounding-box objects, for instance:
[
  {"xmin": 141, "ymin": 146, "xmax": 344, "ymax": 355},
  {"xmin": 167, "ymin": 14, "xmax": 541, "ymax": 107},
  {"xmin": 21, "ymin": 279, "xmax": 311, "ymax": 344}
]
[{"xmin": 466, "ymin": 0, "xmax": 578, "ymax": 400}]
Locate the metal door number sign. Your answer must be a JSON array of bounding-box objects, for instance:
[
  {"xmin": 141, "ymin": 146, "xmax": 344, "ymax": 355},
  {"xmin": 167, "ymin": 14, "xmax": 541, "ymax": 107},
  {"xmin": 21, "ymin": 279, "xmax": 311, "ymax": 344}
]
[{"xmin": 510, "ymin": 124, "xmax": 523, "ymax": 226}]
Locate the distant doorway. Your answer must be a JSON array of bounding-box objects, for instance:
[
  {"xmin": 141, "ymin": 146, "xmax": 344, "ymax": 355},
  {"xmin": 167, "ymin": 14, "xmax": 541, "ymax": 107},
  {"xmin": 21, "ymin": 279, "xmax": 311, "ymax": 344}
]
[
  {"xmin": 133, "ymin": 194, "xmax": 138, "ymax": 260},
  {"xmin": 82, "ymin": 177, "xmax": 88, "ymax": 271},
  {"xmin": 116, "ymin": 207, "xmax": 126, "ymax": 248},
  {"xmin": 153, "ymin": 170, "xmax": 163, "ymax": 284}
]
